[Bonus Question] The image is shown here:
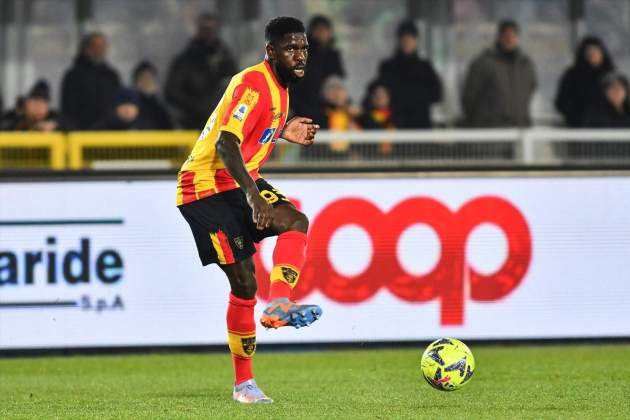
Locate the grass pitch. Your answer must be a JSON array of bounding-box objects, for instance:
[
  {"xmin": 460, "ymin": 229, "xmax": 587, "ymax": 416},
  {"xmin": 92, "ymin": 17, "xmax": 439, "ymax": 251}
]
[{"xmin": 1, "ymin": 344, "xmax": 629, "ymax": 419}]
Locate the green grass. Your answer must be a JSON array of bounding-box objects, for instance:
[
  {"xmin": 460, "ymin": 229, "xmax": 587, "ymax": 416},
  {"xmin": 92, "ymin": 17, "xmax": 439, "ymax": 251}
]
[{"xmin": 1, "ymin": 344, "xmax": 629, "ymax": 419}]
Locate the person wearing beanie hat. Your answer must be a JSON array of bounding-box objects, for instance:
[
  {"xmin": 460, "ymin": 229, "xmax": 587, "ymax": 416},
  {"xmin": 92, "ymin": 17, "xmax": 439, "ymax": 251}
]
[
  {"xmin": 462, "ymin": 19, "xmax": 537, "ymax": 127},
  {"xmin": 376, "ymin": 18, "xmax": 442, "ymax": 128},
  {"xmin": 3, "ymin": 79, "xmax": 67, "ymax": 131},
  {"xmin": 132, "ymin": 60, "xmax": 173, "ymax": 129},
  {"xmin": 583, "ymin": 71, "xmax": 630, "ymax": 128},
  {"xmin": 27, "ymin": 80, "xmax": 51, "ymax": 102},
  {"xmin": 91, "ymin": 87, "xmax": 149, "ymax": 130}
]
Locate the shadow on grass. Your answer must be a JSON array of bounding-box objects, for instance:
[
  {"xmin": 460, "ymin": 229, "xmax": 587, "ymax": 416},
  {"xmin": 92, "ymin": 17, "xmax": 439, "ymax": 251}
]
[{"xmin": 148, "ymin": 390, "xmax": 226, "ymax": 400}]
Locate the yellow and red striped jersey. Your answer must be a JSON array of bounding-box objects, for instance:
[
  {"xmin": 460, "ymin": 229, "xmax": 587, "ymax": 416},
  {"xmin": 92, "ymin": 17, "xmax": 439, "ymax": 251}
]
[{"xmin": 176, "ymin": 60, "xmax": 289, "ymax": 206}]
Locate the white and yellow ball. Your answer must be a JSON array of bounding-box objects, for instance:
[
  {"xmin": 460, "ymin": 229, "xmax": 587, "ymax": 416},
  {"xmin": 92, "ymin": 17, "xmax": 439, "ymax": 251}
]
[{"xmin": 421, "ymin": 338, "xmax": 475, "ymax": 391}]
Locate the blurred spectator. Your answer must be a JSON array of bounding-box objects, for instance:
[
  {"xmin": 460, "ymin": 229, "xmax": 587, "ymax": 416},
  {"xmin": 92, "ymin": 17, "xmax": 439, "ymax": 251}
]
[
  {"xmin": 555, "ymin": 36, "xmax": 615, "ymax": 127},
  {"xmin": 317, "ymin": 76, "xmax": 359, "ymax": 155},
  {"xmin": 358, "ymin": 81, "xmax": 395, "ymax": 130},
  {"xmin": 91, "ymin": 88, "xmax": 148, "ymax": 131},
  {"xmin": 462, "ymin": 20, "xmax": 536, "ymax": 127},
  {"xmin": 358, "ymin": 81, "xmax": 396, "ymax": 157},
  {"xmin": 583, "ymin": 72, "xmax": 630, "ymax": 128},
  {"xmin": 318, "ymin": 76, "xmax": 360, "ymax": 131},
  {"xmin": 1, "ymin": 96, "xmax": 25, "ymax": 130},
  {"xmin": 132, "ymin": 61, "xmax": 173, "ymax": 130},
  {"xmin": 376, "ymin": 19, "xmax": 442, "ymax": 128},
  {"xmin": 165, "ymin": 13, "xmax": 236, "ymax": 129},
  {"xmin": 3, "ymin": 80, "xmax": 67, "ymax": 131},
  {"xmin": 290, "ymin": 15, "xmax": 345, "ymax": 120},
  {"xmin": 61, "ymin": 32, "xmax": 122, "ymax": 129}
]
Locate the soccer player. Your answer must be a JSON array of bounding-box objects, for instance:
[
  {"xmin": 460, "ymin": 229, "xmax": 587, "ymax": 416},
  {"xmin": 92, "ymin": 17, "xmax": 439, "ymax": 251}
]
[{"xmin": 176, "ymin": 17, "xmax": 321, "ymax": 404}]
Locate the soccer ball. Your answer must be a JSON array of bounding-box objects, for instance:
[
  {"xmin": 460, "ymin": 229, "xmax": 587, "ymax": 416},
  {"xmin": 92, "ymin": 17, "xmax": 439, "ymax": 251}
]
[{"xmin": 421, "ymin": 338, "xmax": 475, "ymax": 391}]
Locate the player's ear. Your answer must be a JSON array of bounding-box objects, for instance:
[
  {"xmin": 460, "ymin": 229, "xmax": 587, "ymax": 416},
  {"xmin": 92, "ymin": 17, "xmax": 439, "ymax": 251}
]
[{"xmin": 265, "ymin": 42, "xmax": 275, "ymax": 61}]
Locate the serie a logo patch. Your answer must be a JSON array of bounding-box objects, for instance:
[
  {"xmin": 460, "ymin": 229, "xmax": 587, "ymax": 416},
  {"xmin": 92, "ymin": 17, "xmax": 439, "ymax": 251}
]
[
  {"xmin": 233, "ymin": 104, "xmax": 248, "ymax": 121},
  {"xmin": 258, "ymin": 128, "xmax": 276, "ymax": 144}
]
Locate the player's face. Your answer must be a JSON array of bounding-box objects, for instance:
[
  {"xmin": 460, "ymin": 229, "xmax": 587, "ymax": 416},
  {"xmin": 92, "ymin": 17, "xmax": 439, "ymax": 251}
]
[{"xmin": 269, "ymin": 33, "xmax": 309, "ymax": 83}]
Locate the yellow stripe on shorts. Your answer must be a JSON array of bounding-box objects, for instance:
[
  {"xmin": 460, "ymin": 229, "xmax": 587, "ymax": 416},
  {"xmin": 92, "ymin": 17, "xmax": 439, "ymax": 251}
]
[{"xmin": 210, "ymin": 232, "xmax": 226, "ymax": 264}]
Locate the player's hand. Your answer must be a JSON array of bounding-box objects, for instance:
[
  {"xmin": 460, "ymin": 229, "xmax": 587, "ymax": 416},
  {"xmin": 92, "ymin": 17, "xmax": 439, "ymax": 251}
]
[
  {"xmin": 281, "ymin": 117, "xmax": 319, "ymax": 146},
  {"xmin": 246, "ymin": 188, "xmax": 274, "ymax": 230}
]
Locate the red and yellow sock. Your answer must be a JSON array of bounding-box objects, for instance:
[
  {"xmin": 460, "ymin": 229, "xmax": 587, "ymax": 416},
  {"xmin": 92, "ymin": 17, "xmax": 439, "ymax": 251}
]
[
  {"xmin": 227, "ymin": 293, "xmax": 256, "ymax": 385},
  {"xmin": 268, "ymin": 231, "xmax": 307, "ymax": 301}
]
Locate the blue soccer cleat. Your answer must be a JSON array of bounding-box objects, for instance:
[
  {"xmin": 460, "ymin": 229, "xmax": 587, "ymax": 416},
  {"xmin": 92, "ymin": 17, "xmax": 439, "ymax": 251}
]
[
  {"xmin": 260, "ymin": 298, "xmax": 323, "ymax": 329},
  {"xmin": 233, "ymin": 379, "xmax": 273, "ymax": 404}
]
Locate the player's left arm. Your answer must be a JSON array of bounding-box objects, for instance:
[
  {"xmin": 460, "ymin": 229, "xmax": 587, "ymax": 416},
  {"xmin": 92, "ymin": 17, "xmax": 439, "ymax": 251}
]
[{"xmin": 280, "ymin": 117, "xmax": 320, "ymax": 146}]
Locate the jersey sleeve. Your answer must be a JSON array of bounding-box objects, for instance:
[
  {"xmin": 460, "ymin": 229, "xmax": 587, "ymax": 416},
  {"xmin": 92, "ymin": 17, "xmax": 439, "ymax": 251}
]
[{"xmin": 220, "ymin": 83, "xmax": 261, "ymax": 143}]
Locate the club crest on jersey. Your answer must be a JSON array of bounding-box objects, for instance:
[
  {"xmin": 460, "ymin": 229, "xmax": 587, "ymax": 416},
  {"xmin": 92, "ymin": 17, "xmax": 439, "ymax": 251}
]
[
  {"xmin": 242, "ymin": 88, "xmax": 259, "ymax": 106},
  {"xmin": 233, "ymin": 104, "xmax": 248, "ymax": 121},
  {"xmin": 233, "ymin": 236, "xmax": 244, "ymax": 250},
  {"xmin": 259, "ymin": 128, "xmax": 277, "ymax": 144}
]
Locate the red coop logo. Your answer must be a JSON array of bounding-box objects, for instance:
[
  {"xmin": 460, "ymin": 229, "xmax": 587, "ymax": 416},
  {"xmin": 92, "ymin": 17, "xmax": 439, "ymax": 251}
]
[{"xmin": 255, "ymin": 196, "xmax": 532, "ymax": 325}]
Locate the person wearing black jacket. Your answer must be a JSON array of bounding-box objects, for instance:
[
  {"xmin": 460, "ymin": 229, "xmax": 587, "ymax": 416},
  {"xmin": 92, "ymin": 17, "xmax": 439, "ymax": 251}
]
[
  {"xmin": 3, "ymin": 80, "xmax": 69, "ymax": 132},
  {"xmin": 91, "ymin": 88, "xmax": 149, "ymax": 131},
  {"xmin": 132, "ymin": 61, "xmax": 173, "ymax": 130},
  {"xmin": 555, "ymin": 36, "xmax": 615, "ymax": 127},
  {"xmin": 377, "ymin": 19, "xmax": 442, "ymax": 128},
  {"xmin": 358, "ymin": 81, "xmax": 395, "ymax": 130},
  {"xmin": 289, "ymin": 15, "xmax": 345, "ymax": 119},
  {"xmin": 165, "ymin": 13, "xmax": 236, "ymax": 129},
  {"xmin": 60, "ymin": 32, "xmax": 121, "ymax": 129},
  {"xmin": 583, "ymin": 72, "xmax": 630, "ymax": 128}
]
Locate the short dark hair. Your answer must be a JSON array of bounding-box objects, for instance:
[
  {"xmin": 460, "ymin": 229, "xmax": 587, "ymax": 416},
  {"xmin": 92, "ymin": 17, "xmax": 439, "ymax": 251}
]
[
  {"xmin": 497, "ymin": 20, "xmax": 519, "ymax": 36},
  {"xmin": 308, "ymin": 15, "xmax": 332, "ymax": 32},
  {"xmin": 197, "ymin": 13, "xmax": 216, "ymax": 27},
  {"xmin": 265, "ymin": 16, "xmax": 305, "ymax": 44},
  {"xmin": 79, "ymin": 31, "xmax": 106, "ymax": 55}
]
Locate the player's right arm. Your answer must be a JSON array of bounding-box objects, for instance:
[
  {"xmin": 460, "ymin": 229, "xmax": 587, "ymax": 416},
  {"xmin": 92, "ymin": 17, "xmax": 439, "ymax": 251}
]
[
  {"xmin": 215, "ymin": 81, "xmax": 273, "ymax": 230},
  {"xmin": 216, "ymin": 132, "xmax": 273, "ymax": 230}
]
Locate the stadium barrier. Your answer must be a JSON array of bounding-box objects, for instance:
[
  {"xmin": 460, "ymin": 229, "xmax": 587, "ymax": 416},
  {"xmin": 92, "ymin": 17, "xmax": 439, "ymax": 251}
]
[
  {"xmin": 1, "ymin": 171, "xmax": 629, "ymax": 349},
  {"xmin": 67, "ymin": 131, "xmax": 196, "ymax": 170},
  {"xmin": 3, "ymin": 129, "xmax": 630, "ymax": 170},
  {"xmin": 0, "ymin": 132, "xmax": 66, "ymax": 170}
]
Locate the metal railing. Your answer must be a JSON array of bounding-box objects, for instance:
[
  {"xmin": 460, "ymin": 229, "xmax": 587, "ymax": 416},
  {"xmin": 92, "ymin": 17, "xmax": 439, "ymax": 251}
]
[
  {"xmin": 269, "ymin": 129, "xmax": 630, "ymax": 168},
  {"xmin": 2, "ymin": 129, "xmax": 630, "ymax": 170}
]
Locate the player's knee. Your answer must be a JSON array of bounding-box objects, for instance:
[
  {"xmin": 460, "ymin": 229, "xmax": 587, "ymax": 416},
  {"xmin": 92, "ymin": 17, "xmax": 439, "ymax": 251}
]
[
  {"xmin": 241, "ymin": 271, "xmax": 258, "ymax": 298},
  {"xmin": 229, "ymin": 265, "xmax": 258, "ymax": 299},
  {"xmin": 289, "ymin": 211, "xmax": 309, "ymax": 233}
]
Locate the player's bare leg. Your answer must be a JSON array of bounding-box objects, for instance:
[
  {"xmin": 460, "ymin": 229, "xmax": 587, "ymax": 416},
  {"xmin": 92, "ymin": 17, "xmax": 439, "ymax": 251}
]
[
  {"xmin": 260, "ymin": 204, "xmax": 323, "ymax": 329},
  {"xmin": 221, "ymin": 260, "xmax": 272, "ymax": 404}
]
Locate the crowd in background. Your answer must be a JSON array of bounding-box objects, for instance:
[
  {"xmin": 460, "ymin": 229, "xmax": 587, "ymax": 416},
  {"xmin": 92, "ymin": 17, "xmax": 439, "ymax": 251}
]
[{"xmin": 1, "ymin": 13, "xmax": 630, "ymax": 134}]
